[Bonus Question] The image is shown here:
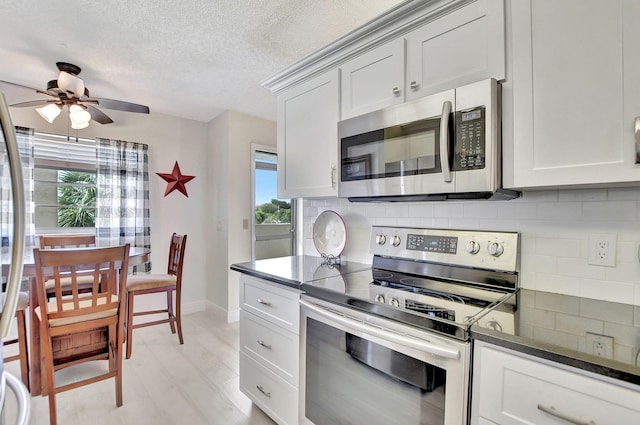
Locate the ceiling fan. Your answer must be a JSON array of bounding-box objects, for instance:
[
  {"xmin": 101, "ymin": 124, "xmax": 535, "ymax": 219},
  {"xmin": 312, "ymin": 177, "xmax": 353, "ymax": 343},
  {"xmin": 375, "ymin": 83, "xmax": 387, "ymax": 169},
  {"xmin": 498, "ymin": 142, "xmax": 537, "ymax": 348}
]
[{"xmin": 0, "ymin": 61, "xmax": 149, "ymax": 128}]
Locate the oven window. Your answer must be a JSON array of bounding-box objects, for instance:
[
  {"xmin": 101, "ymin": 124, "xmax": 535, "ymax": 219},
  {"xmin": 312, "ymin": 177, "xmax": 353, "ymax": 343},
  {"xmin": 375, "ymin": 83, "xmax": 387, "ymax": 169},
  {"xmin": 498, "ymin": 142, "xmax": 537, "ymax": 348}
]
[
  {"xmin": 305, "ymin": 318, "xmax": 446, "ymax": 425},
  {"xmin": 340, "ymin": 117, "xmax": 442, "ymax": 182}
]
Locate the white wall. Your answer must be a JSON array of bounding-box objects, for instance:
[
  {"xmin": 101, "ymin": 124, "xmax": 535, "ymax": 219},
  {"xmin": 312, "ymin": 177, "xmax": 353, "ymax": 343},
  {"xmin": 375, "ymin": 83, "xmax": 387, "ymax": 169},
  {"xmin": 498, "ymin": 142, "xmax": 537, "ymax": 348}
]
[
  {"xmin": 304, "ymin": 187, "xmax": 640, "ymax": 306},
  {"xmin": 207, "ymin": 110, "xmax": 277, "ymax": 321}
]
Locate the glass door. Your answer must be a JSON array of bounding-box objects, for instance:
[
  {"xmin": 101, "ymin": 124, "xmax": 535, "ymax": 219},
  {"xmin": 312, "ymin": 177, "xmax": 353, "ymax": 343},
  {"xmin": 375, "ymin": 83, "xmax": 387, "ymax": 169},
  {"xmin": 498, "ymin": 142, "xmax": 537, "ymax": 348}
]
[{"xmin": 252, "ymin": 145, "xmax": 294, "ymax": 260}]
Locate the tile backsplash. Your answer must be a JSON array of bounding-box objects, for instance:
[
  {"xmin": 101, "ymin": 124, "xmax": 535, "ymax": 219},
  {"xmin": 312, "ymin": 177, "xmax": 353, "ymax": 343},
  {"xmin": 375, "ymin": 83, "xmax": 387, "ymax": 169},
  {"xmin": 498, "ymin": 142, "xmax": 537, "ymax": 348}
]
[{"xmin": 304, "ymin": 187, "xmax": 640, "ymax": 306}]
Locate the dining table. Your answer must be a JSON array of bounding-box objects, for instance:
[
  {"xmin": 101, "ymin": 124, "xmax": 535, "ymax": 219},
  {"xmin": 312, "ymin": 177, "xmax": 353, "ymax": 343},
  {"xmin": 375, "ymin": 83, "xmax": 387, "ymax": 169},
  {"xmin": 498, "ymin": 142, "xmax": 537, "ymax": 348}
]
[{"xmin": 3, "ymin": 245, "xmax": 151, "ymax": 396}]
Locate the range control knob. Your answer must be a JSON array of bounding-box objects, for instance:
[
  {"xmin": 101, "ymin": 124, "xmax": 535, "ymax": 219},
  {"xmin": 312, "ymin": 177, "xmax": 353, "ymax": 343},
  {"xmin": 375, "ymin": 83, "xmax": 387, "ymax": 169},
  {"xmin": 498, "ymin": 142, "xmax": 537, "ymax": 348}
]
[
  {"xmin": 465, "ymin": 240, "xmax": 480, "ymax": 255},
  {"xmin": 391, "ymin": 235, "xmax": 401, "ymax": 247},
  {"xmin": 375, "ymin": 234, "xmax": 387, "ymax": 245},
  {"xmin": 488, "ymin": 242, "xmax": 504, "ymax": 257},
  {"xmin": 375, "ymin": 294, "xmax": 385, "ymax": 304},
  {"xmin": 389, "ymin": 298, "xmax": 400, "ymax": 308}
]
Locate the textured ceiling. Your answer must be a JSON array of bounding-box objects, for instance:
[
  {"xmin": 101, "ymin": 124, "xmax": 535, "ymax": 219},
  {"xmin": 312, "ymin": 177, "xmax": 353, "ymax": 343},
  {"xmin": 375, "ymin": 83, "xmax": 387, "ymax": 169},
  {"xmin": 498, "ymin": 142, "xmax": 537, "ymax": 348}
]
[{"xmin": 0, "ymin": 0, "xmax": 405, "ymax": 123}]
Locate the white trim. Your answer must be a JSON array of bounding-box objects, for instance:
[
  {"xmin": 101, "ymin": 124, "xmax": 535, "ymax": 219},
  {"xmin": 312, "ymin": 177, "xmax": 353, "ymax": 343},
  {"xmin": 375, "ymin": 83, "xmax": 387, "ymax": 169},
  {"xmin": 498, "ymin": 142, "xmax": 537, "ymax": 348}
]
[
  {"xmin": 251, "ymin": 143, "xmax": 277, "ymax": 261},
  {"xmin": 203, "ymin": 300, "xmax": 240, "ymax": 324},
  {"xmin": 260, "ymin": 0, "xmax": 476, "ymax": 93}
]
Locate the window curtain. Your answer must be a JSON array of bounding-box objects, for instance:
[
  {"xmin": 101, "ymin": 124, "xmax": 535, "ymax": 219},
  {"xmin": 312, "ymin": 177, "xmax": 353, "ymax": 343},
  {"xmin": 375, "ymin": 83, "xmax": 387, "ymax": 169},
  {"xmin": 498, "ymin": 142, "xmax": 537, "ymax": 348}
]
[
  {"xmin": 96, "ymin": 138, "xmax": 150, "ymax": 273},
  {"xmin": 0, "ymin": 126, "xmax": 36, "ymax": 254}
]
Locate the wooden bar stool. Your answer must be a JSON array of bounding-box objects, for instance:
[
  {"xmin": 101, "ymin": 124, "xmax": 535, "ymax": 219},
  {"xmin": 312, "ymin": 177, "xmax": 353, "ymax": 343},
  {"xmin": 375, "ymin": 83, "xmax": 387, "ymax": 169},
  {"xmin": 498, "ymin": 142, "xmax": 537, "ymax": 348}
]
[{"xmin": 125, "ymin": 233, "xmax": 187, "ymax": 359}]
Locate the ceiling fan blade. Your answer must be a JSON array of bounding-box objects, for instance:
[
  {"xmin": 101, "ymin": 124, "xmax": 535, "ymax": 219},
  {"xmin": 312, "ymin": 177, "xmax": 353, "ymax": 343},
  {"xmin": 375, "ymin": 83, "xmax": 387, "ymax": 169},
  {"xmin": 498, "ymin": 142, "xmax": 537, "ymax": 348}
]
[
  {"xmin": 9, "ymin": 100, "xmax": 57, "ymax": 108},
  {"xmin": 85, "ymin": 105, "xmax": 114, "ymax": 124},
  {"xmin": 92, "ymin": 97, "xmax": 149, "ymax": 114},
  {"xmin": 0, "ymin": 80, "xmax": 55, "ymax": 97}
]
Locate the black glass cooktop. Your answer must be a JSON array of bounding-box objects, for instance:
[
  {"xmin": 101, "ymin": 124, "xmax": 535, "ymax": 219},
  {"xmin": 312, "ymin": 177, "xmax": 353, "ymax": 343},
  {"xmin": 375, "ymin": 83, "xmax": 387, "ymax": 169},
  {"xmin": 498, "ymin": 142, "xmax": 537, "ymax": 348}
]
[{"xmin": 301, "ymin": 266, "xmax": 517, "ymax": 340}]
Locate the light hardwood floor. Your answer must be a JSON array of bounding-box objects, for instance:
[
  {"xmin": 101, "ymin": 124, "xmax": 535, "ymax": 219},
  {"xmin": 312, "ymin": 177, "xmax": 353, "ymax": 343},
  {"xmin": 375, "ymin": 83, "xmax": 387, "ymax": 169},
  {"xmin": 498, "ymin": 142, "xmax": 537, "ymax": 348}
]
[{"xmin": 4, "ymin": 311, "xmax": 276, "ymax": 425}]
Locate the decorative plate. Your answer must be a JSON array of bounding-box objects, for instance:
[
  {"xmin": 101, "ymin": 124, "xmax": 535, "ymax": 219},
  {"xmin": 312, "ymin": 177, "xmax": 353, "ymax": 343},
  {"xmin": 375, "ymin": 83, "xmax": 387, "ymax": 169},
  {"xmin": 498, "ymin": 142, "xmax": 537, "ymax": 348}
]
[{"xmin": 313, "ymin": 210, "xmax": 347, "ymax": 257}]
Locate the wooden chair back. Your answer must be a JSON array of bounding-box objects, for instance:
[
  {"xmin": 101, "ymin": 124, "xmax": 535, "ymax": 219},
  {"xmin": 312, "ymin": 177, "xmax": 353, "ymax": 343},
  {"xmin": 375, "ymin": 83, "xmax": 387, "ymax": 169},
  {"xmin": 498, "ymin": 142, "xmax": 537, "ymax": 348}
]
[
  {"xmin": 167, "ymin": 233, "xmax": 187, "ymax": 282},
  {"xmin": 39, "ymin": 234, "xmax": 96, "ymax": 249},
  {"xmin": 33, "ymin": 245, "xmax": 130, "ymax": 332}
]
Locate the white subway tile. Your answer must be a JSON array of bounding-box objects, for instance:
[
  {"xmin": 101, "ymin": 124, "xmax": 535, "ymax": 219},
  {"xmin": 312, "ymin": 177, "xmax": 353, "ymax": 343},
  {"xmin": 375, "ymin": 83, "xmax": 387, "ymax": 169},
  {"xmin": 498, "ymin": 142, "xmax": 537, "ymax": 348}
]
[
  {"xmin": 535, "ymin": 274, "xmax": 581, "ymax": 295},
  {"xmin": 580, "ymin": 279, "xmax": 634, "ymax": 304},
  {"xmin": 522, "ymin": 255, "xmax": 557, "ymax": 274},
  {"xmin": 536, "ymin": 202, "xmax": 582, "ymax": 220},
  {"xmin": 535, "ymin": 237, "xmax": 582, "ymax": 258},
  {"xmin": 463, "ymin": 202, "xmax": 498, "ymax": 218},
  {"xmin": 607, "ymin": 187, "xmax": 640, "ymax": 201},
  {"xmin": 582, "ymin": 201, "xmax": 636, "ymax": 221},
  {"xmin": 408, "ymin": 204, "xmax": 434, "ymax": 218},
  {"xmin": 556, "ymin": 257, "xmax": 605, "ymax": 279},
  {"xmin": 603, "ymin": 262, "xmax": 640, "ymax": 284},
  {"xmin": 433, "ymin": 203, "xmax": 464, "ymax": 218},
  {"xmin": 521, "ymin": 190, "xmax": 559, "ymax": 202},
  {"xmin": 558, "ymin": 189, "xmax": 607, "ymax": 202}
]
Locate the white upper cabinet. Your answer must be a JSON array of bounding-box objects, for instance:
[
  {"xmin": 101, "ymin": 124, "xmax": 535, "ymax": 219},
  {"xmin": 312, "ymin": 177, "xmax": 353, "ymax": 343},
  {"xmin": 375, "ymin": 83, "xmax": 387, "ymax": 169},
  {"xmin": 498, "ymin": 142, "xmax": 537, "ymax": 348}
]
[
  {"xmin": 340, "ymin": 0, "xmax": 505, "ymax": 120},
  {"xmin": 503, "ymin": 0, "xmax": 640, "ymax": 189},
  {"xmin": 276, "ymin": 69, "xmax": 340, "ymax": 198},
  {"xmin": 340, "ymin": 38, "xmax": 405, "ymax": 120},
  {"xmin": 405, "ymin": 0, "xmax": 505, "ymax": 100}
]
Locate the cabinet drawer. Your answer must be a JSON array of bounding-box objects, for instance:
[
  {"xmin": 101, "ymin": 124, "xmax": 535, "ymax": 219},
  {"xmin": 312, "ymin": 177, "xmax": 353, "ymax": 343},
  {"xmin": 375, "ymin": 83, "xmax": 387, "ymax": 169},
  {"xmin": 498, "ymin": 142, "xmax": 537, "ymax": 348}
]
[
  {"xmin": 240, "ymin": 310, "xmax": 299, "ymax": 385},
  {"xmin": 474, "ymin": 343, "xmax": 640, "ymax": 425},
  {"xmin": 240, "ymin": 352, "xmax": 298, "ymax": 425},
  {"xmin": 241, "ymin": 276, "xmax": 300, "ymax": 333}
]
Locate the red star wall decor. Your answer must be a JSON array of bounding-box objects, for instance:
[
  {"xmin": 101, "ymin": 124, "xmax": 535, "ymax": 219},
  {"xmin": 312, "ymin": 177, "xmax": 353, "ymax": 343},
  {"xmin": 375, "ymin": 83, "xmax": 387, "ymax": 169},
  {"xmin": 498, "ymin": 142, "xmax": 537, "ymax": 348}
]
[{"xmin": 156, "ymin": 161, "xmax": 196, "ymax": 197}]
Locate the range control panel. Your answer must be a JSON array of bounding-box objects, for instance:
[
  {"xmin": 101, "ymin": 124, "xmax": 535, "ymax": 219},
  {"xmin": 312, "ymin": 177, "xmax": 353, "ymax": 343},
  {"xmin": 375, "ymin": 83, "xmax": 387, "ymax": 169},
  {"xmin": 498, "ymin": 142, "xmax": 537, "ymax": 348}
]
[{"xmin": 370, "ymin": 226, "xmax": 519, "ymax": 273}]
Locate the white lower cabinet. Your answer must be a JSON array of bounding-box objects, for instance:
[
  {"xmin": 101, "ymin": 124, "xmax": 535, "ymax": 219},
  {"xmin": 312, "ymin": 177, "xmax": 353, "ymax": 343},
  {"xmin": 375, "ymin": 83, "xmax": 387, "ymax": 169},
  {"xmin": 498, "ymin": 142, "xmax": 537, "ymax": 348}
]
[
  {"xmin": 471, "ymin": 341, "xmax": 640, "ymax": 424},
  {"xmin": 239, "ymin": 275, "xmax": 300, "ymax": 425}
]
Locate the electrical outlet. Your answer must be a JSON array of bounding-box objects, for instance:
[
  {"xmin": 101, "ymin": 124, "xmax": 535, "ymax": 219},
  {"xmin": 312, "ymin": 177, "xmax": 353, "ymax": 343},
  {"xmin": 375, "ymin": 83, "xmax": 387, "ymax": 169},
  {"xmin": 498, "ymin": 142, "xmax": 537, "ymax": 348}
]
[
  {"xmin": 586, "ymin": 332, "xmax": 614, "ymax": 359},
  {"xmin": 588, "ymin": 234, "xmax": 617, "ymax": 267}
]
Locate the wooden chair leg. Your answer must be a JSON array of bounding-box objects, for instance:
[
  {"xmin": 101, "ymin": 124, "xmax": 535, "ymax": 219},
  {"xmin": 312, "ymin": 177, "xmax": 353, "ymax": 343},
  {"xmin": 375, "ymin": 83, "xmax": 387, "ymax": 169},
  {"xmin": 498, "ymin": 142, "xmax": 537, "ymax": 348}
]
[
  {"xmin": 43, "ymin": 338, "xmax": 58, "ymax": 425},
  {"xmin": 176, "ymin": 289, "xmax": 184, "ymax": 345},
  {"xmin": 16, "ymin": 309, "xmax": 30, "ymax": 391},
  {"xmin": 115, "ymin": 323, "xmax": 123, "ymax": 407},
  {"xmin": 167, "ymin": 290, "xmax": 176, "ymax": 334},
  {"xmin": 126, "ymin": 291, "xmax": 134, "ymax": 360}
]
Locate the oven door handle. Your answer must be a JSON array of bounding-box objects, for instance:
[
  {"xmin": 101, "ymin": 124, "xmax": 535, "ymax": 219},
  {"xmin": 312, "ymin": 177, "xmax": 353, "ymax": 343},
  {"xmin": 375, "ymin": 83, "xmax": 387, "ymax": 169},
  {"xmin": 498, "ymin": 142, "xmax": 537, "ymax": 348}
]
[{"xmin": 301, "ymin": 300, "xmax": 460, "ymax": 360}]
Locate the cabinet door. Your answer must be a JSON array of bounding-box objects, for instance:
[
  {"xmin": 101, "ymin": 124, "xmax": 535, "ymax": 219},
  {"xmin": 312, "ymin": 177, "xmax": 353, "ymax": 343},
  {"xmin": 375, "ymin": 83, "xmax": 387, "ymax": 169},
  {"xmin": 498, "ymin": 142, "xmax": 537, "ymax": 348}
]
[
  {"xmin": 471, "ymin": 342, "xmax": 640, "ymax": 425},
  {"xmin": 340, "ymin": 38, "xmax": 405, "ymax": 120},
  {"xmin": 504, "ymin": 0, "xmax": 640, "ymax": 189},
  {"xmin": 406, "ymin": 0, "xmax": 505, "ymax": 101},
  {"xmin": 277, "ymin": 69, "xmax": 340, "ymax": 198}
]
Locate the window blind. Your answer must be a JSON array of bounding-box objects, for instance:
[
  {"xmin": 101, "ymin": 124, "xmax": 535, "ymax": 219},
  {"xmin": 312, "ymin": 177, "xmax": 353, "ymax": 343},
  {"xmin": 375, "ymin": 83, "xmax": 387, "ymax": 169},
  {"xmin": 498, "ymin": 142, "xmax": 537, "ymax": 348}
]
[{"xmin": 33, "ymin": 132, "xmax": 96, "ymax": 168}]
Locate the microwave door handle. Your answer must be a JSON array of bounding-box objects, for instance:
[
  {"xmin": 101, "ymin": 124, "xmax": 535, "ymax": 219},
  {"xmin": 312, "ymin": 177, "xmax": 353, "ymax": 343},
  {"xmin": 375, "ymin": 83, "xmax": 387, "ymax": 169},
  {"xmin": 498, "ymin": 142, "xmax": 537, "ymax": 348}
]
[{"xmin": 439, "ymin": 101, "xmax": 452, "ymax": 182}]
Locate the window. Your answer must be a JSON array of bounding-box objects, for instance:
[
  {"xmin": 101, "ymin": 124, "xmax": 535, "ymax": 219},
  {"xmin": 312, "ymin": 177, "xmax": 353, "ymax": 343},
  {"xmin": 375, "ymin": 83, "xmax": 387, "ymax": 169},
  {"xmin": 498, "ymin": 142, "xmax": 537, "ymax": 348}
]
[
  {"xmin": 32, "ymin": 133, "xmax": 97, "ymax": 232},
  {"xmin": 252, "ymin": 147, "xmax": 295, "ymax": 260}
]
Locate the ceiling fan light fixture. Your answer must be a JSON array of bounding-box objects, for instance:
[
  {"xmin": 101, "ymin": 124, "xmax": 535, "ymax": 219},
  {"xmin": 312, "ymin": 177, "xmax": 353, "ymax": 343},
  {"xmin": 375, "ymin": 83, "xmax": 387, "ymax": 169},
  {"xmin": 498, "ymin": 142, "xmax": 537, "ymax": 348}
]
[
  {"xmin": 36, "ymin": 103, "xmax": 62, "ymax": 123},
  {"xmin": 69, "ymin": 104, "xmax": 91, "ymax": 127},
  {"xmin": 70, "ymin": 119, "xmax": 90, "ymax": 130},
  {"xmin": 57, "ymin": 71, "xmax": 85, "ymax": 98}
]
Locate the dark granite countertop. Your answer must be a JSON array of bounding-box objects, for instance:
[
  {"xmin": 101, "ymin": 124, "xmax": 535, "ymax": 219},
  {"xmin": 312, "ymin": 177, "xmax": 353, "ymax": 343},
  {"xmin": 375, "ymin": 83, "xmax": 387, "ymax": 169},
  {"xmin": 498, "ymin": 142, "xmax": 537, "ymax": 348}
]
[
  {"xmin": 230, "ymin": 255, "xmax": 371, "ymax": 289},
  {"xmin": 471, "ymin": 289, "xmax": 640, "ymax": 387}
]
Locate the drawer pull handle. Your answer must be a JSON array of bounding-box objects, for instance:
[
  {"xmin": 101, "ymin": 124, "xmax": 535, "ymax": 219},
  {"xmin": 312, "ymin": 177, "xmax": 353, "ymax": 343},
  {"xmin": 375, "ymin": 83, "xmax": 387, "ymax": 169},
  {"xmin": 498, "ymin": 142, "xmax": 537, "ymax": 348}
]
[
  {"xmin": 256, "ymin": 385, "xmax": 271, "ymax": 398},
  {"xmin": 256, "ymin": 298, "xmax": 271, "ymax": 306},
  {"xmin": 537, "ymin": 404, "xmax": 596, "ymax": 425},
  {"xmin": 257, "ymin": 339, "xmax": 272, "ymax": 349},
  {"xmin": 392, "ymin": 86, "xmax": 400, "ymax": 96}
]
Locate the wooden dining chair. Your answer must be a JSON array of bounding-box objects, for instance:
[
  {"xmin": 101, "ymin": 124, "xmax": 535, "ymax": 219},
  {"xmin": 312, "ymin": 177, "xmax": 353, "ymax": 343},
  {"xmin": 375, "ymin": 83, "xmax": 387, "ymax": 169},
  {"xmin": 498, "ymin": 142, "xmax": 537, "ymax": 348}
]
[
  {"xmin": 39, "ymin": 234, "xmax": 96, "ymax": 249},
  {"xmin": 33, "ymin": 244, "xmax": 130, "ymax": 425},
  {"xmin": 2, "ymin": 291, "xmax": 30, "ymax": 390},
  {"xmin": 126, "ymin": 233, "xmax": 187, "ymax": 359},
  {"xmin": 38, "ymin": 234, "xmax": 97, "ymax": 299}
]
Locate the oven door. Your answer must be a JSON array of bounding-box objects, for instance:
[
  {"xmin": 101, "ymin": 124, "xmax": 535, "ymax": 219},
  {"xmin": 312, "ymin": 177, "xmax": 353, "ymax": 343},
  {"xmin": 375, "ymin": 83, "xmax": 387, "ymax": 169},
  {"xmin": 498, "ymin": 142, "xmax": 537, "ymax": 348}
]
[
  {"xmin": 338, "ymin": 89, "xmax": 456, "ymax": 199},
  {"xmin": 300, "ymin": 296, "xmax": 470, "ymax": 425}
]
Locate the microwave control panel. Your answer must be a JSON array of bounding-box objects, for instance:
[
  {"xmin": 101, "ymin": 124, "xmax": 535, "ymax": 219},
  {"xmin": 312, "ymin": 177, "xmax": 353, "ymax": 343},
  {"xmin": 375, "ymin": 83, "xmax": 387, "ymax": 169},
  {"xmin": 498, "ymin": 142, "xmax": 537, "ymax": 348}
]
[{"xmin": 453, "ymin": 106, "xmax": 485, "ymax": 171}]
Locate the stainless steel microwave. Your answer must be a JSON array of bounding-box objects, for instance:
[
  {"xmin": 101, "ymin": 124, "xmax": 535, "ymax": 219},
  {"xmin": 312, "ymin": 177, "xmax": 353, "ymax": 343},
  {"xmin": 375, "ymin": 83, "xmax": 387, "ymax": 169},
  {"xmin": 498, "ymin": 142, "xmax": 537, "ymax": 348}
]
[{"xmin": 338, "ymin": 78, "xmax": 516, "ymax": 201}]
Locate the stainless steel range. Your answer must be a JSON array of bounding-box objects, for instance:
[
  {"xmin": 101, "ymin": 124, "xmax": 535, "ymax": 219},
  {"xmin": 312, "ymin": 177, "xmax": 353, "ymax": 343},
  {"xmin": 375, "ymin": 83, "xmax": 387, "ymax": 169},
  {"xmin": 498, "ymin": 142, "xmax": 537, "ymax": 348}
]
[{"xmin": 299, "ymin": 226, "xmax": 519, "ymax": 425}]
